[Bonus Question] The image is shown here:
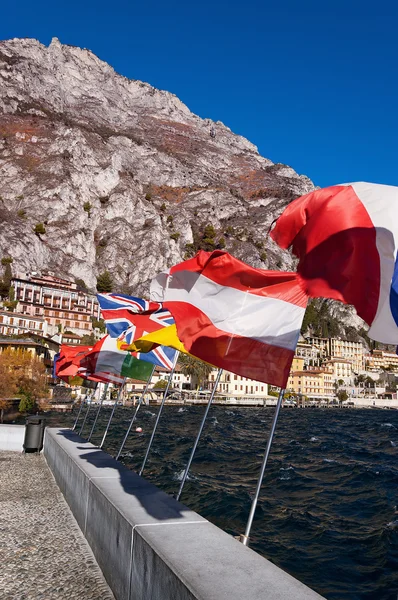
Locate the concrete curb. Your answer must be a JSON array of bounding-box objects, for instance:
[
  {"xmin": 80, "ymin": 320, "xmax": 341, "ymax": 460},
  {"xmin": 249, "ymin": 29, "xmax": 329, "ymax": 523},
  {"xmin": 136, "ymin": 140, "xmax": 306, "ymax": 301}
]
[{"xmin": 44, "ymin": 427, "xmax": 324, "ymax": 600}]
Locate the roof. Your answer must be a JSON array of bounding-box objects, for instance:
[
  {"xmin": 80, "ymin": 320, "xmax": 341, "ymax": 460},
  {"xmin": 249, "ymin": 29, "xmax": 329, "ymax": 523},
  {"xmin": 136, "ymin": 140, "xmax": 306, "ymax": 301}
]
[
  {"xmin": 154, "ymin": 363, "xmax": 183, "ymax": 373},
  {"xmin": 0, "ymin": 334, "xmax": 60, "ymax": 349},
  {"xmin": 289, "ymin": 369, "xmax": 332, "ymax": 376},
  {"xmin": 0, "ymin": 337, "xmax": 43, "ymax": 347}
]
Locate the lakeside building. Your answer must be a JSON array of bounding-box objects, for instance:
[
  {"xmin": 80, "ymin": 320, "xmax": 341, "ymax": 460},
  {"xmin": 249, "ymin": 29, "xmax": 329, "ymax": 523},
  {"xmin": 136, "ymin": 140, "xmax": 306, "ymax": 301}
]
[
  {"xmin": 62, "ymin": 332, "xmax": 83, "ymax": 346},
  {"xmin": 12, "ymin": 272, "xmax": 100, "ymax": 337},
  {"xmin": 124, "ymin": 364, "xmax": 191, "ymax": 402},
  {"xmin": 324, "ymin": 358, "xmax": 353, "ymax": 383},
  {"xmin": 149, "ymin": 364, "xmax": 191, "ymax": 392},
  {"xmin": 295, "ymin": 341, "xmax": 321, "ymax": 366},
  {"xmin": 207, "ymin": 370, "xmax": 269, "ymax": 397},
  {"xmin": 0, "ymin": 309, "xmax": 48, "ymax": 337},
  {"xmin": 287, "ymin": 366, "xmax": 334, "ymax": 400},
  {"xmin": 365, "ymin": 349, "xmax": 398, "ymax": 372},
  {"xmin": 126, "ymin": 367, "xmax": 270, "ymax": 401},
  {"xmin": 305, "ymin": 336, "xmax": 366, "ymax": 373}
]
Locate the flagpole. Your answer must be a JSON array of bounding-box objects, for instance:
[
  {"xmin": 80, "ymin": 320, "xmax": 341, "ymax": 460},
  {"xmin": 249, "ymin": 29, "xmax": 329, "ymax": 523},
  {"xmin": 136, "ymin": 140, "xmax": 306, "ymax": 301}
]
[
  {"xmin": 100, "ymin": 378, "xmax": 126, "ymax": 449},
  {"xmin": 176, "ymin": 368, "xmax": 222, "ymax": 501},
  {"xmin": 78, "ymin": 388, "xmax": 95, "ymax": 436},
  {"xmin": 116, "ymin": 365, "xmax": 156, "ymax": 461},
  {"xmin": 240, "ymin": 387, "xmax": 285, "ymax": 547},
  {"xmin": 87, "ymin": 383, "xmax": 109, "ymax": 442},
  {"xmin": 72, "ymin": 392, "xmax": 86, "ymax": 431},
  {"xmin": 139, "ymin": 351, "xmax": 179, "ymax": 476}
]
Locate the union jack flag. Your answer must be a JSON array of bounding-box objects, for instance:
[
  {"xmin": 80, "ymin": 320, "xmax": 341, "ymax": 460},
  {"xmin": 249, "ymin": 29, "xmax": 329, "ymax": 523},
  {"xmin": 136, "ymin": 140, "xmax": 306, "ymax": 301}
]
[
  {"xmin": 97, "ymin": 293, "xmax": 177, "ymax": 370},
  {"xmin": 97, "ymin": 293, "xmax": 169, "ymax": 336}
]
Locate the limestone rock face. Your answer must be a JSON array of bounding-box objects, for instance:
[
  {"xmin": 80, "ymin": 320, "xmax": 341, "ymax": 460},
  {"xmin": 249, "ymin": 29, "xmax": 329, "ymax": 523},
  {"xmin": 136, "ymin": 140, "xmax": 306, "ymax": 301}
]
[{"xmin": 0, "ymin": 37, "xmax": 315, "ymax": 295}]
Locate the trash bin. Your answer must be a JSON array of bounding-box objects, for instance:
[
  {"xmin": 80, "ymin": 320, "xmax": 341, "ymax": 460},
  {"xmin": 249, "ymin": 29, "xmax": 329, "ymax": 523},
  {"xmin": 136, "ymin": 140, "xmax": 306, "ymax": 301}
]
[{"xmin": 23, "ymin": 415, "xmax": 46, "ymax": 453}]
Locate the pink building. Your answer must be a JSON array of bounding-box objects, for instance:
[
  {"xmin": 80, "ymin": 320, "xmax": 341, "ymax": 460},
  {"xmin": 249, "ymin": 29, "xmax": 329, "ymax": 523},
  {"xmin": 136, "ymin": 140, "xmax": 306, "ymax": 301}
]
[{"xmin": 12, "ymin": 272, "xmax": 100, "ymax": 337}]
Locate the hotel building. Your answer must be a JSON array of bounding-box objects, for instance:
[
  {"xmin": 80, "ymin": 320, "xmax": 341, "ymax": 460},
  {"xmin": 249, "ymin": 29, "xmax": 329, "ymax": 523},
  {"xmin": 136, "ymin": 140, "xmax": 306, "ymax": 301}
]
[
  {"xmin": 12, "ymin": 272, "xmax": 100, "ymax": 337},
  {"xmin": 365, "ymin": 350, "xmax": 398, "ymax": 372},
  {"xmin": 287, "ymin": 367, "xmax": 334, "ymax": 399}
]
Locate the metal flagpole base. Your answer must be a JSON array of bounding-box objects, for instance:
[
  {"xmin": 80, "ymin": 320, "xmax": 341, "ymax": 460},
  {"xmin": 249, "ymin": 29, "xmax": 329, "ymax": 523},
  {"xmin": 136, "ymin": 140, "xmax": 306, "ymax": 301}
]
[
  {"xmin": 239, "ymin": 388, "xmax": 285, "ymax": 544},
  {"xmin": 239, "ymin": 534, "xmax": 249, "ymax": 546}
]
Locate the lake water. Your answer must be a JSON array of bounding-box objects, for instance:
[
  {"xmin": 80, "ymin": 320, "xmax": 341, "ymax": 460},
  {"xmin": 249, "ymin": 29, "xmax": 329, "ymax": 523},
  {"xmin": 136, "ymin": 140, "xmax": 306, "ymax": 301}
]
[{"xmin": 40, "ymin": 406, "xmax": 398, "ymax": 600}]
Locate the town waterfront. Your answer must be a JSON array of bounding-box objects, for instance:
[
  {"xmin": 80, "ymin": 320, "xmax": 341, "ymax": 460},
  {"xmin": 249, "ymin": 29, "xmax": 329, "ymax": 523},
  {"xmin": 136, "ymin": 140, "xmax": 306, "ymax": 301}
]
[{"xmin": 38, "ymin": 406, "xmax": 398, "ymax": 600}]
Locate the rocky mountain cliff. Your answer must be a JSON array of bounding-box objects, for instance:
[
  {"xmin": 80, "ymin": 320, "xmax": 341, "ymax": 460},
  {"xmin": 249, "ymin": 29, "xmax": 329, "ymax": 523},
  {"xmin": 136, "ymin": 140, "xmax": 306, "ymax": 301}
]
[{"xmin": 0, "ymin": 37, "xmax": 364, "ymax": 336}]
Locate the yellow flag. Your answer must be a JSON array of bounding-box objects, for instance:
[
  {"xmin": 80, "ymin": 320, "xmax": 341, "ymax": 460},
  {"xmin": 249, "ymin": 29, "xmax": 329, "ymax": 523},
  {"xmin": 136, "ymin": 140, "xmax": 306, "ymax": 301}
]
[{"xmin": 119, "ymin": 324, "xmax": 188, "ymax": 354}]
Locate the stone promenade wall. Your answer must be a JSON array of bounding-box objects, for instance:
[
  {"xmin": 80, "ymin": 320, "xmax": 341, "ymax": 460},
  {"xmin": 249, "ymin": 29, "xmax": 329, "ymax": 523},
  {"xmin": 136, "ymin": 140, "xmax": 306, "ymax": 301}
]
[{"xmin": 43, "ymin": 427, "xmax": 324, "ymax": 600}]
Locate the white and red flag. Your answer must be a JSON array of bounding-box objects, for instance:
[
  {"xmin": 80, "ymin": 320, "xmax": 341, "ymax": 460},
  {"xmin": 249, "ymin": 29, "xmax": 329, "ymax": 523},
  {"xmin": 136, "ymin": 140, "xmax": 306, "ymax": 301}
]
[
  {"xmin": 270, "ymin": 182, "xmax": 398, "ymax": 344},
  {"xmin": 55, "ymin": 344, "xmax": 126, "ymax": 385},
  {"xmin": 150, "ymin": 250, "xmax": 308, "ymax": 388}
]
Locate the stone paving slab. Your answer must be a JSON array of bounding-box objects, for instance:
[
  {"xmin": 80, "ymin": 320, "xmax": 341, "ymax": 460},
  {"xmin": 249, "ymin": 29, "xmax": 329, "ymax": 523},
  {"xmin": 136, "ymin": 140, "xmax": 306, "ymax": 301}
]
[{"xmin": 0, "ymin": 452, "xmax": 114, "ymax": 600}]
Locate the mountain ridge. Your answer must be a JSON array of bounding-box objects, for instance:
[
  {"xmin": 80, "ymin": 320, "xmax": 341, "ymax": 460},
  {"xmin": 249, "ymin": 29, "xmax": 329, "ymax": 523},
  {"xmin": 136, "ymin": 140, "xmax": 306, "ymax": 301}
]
[{"xmin": 0, "ymin": 37, "xmax": 365, "ymax": 337}]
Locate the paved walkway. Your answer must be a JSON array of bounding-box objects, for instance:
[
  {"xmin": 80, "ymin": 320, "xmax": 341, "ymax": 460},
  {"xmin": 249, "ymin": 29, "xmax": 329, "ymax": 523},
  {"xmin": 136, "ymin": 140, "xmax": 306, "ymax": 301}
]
[{"xmin": 0, "ymin": 452, "xmax": 114, "ymax": 600}]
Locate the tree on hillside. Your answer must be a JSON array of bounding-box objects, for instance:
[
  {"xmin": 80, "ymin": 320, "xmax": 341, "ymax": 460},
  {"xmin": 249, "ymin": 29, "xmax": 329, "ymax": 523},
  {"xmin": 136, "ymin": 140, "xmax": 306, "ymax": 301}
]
[
  {"xmin": 0, "ymin": 256, "xmax": 13, "ymax": 300},
  {"xmin": 96, "ymin": 271, "xmax": 113, "ymax": 293},
  {"xmin": 0, "ymin": 349, "xmax": 49, "ymax": 420},
  {"xmin": 0, "ymin": 349, "xmax": 18, "ymax": 422},
  {"xmin": 179, "ymin": 355, "xmax": 213, "ymax": 393},
  {"xmin": 81, "ymin": 333, "xmax": 96, "ymax": 346},
  {"xmin": 75, "ymin": 278, "xmax": 88, "ymax": 292},
  {"xmin": 18, "ymin": 353, "xmax": 49, "ymax": 410}
]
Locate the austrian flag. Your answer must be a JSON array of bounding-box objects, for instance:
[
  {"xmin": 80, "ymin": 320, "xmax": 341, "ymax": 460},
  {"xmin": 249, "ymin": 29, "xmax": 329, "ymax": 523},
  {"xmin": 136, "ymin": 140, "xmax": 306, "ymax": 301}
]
[{"xmin": 150, "ymin": 251, "xmax": 308, "ymax": 388}]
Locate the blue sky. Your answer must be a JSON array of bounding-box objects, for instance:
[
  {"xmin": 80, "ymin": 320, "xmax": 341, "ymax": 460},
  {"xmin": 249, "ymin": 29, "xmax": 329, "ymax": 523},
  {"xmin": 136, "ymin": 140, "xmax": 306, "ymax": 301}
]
[{"xmin": 2, "ymin": 0, "xmax": 398, "ymax": 187}]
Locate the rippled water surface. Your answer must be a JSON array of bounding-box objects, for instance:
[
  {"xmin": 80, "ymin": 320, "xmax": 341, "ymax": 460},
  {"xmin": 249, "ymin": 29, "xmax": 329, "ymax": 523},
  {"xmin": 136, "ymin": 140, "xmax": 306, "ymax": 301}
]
[{"xmin": 42, "ymin": 406, "xmax": 398, "ymax": 599}]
